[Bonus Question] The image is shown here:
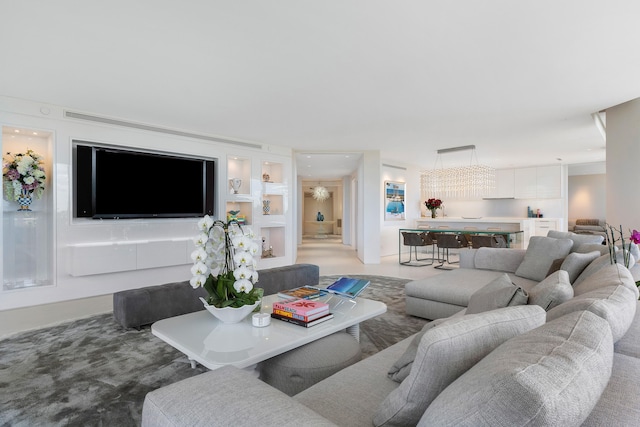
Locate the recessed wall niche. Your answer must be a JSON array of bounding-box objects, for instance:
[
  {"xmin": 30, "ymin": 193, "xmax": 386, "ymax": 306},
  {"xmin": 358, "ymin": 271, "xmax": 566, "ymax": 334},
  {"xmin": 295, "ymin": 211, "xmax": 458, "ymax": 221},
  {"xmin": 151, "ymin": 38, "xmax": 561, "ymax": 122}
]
[{"xmin": 1, "ymin": 126, "xmax": 54, "ymax": 290}]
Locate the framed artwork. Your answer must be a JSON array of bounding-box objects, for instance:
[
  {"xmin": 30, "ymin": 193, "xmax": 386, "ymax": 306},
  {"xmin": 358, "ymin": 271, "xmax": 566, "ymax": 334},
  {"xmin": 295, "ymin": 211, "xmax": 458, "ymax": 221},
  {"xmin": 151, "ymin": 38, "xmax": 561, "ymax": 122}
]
[{"xmin": 384, "ymin": 181, "xmax": 405, "ymax": 220}]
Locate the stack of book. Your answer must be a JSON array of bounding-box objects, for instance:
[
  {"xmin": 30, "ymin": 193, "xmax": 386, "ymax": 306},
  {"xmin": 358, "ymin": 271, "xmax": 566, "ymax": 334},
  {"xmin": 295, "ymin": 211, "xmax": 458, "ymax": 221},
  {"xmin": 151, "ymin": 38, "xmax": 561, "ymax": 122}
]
[{"xmin": 271, "ymin": 299, "xmax": 333, "ymax": 327}]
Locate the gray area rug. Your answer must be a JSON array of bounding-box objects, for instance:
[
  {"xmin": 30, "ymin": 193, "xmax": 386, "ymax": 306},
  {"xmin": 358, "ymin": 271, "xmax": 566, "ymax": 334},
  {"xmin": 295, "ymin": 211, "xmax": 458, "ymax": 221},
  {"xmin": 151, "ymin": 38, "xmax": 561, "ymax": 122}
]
[{"xmin": 0, "ymin": 275, "xmax": 428, "ymax": 426}]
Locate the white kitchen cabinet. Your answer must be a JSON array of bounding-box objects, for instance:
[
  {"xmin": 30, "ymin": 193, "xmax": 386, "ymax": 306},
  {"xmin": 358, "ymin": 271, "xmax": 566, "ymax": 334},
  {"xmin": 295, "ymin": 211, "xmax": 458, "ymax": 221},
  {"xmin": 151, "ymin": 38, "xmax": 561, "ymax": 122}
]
[
  {"xmin": 536, "ymin": 165, "xmax": 562, "ymax": 198},
  {"xmin": 533, "ymin": 218, "xmax": 560, "ymax": 237},
  {"xmin": 514, "ymin": 167, "xmax": 538, "ymax": 199},
  {"xmin": 514, "ymin": 165, "xmax": 561, "ymax": 199},
  {"xmin": 491, "ymin": 168, "xmax": 515, "ymax": 198}
]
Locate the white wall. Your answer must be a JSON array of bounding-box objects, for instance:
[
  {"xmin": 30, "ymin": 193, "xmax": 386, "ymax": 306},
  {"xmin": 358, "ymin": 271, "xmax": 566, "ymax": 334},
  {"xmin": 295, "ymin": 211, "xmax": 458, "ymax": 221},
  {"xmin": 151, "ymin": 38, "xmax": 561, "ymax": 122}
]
[
  {"xmin": 568, "ymin": 174, "xmax": 606, "ymax": 221},
  {"xmin": 606, "ymin": 98, "xmax": 640, "ymax": 230},
  {"xmin": 0, "ymin": 96, "xmax": 294, "ymax": 312},
  {"xmin": 358, "ymin": 151, "xmax": 381, "ymax": 263},
  {"xmin": 379, "ymin": 161, "xmax": 423, "ymax": 258}
]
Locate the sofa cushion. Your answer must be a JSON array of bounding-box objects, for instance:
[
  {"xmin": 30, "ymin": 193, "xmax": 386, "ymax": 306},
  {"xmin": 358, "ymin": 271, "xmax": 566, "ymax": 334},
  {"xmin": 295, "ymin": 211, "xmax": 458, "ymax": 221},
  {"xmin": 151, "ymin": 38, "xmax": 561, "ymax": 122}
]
[
  {"xmin": 373, "ymin": 305, "xmax": 546, "ymax": 427},
  {"xmin": 547, "ymin": 230, "xmax": 605, "ymax": 251},
  {"xmin": 560, "ymin": 250, "xmax": 601, "ymax": 284},
  {"xmin": 142, "ymin": 365, "xmax": 337, "ymax": 427},
  {"xmin": 573, "ymin": 262, "xmax": 639, "ymax": 298},
  {"xmin": 581, "ymin": 353, "xmax": 640, "ymax": 426},
  {"xmin": 515, "ymin": 236, "xmax": 573, "ymax": 282},
  {"xmin": 419, "ymin": 310, "xmax": 613, "ymax": 427},
  {"xmin": 547, "ymin": 284, "xmax": 637, "ymax": 342},
  {"xmin": 294, "ymin": 335, "xmax": 412, "ymax": 427},
  {"xmin": 614, "ymin": 301, "xmax": 640, "ymax": 358},
  {"xmin": 472, "ymin": 247, "xmax": 526, "ymax": 273},
  {"xmin": 528, "ymin": 270, "xmax": 573, "ymax": 311},
  {"xmin": 466, "ymin": 273, "xmax": 528, "ymax": 315},
  {"xmin": 576, "ymin": 219, "xmax": 603, "ymax": 226}
]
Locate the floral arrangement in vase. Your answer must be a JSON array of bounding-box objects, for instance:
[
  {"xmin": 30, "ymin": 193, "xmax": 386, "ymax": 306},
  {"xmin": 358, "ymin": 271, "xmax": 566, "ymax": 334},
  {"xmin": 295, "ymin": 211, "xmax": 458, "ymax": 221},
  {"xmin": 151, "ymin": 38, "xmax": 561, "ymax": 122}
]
[
  {"xmin": 605, "ymin": 223, "xmax": 640, "ymax": 270},
  {"xmin": 2, "ymin": 149, "xmax": 46, "ymax": 203},
  {"xmin": 425, "ymin": 198, "xmax": 443, "ymax": 218},
  {"xmin": 190, "ymin": 215, "xmax": 262, "ymax": 308}
]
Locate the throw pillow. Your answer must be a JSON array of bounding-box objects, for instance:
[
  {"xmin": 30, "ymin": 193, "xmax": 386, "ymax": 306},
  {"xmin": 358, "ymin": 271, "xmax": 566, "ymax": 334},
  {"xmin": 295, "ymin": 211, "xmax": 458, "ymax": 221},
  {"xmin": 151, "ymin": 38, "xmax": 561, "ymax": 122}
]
[
  {"xmin": 560, "ymin": 251, "xmax": 601, "ymax": 284},
  {"xmin": 515, "ymin": 236, "xmax": 573, "ymax": 281},
  {"xmin": 419, "ymin": 311, "xmax": 613, "ymax": 427},
  {"xmin": 548, "ymin": 230, "xmax": 605, "ymax": 252},
  {"xmin": 373, "ymin": 305, "xmax": 546, "ymax": 427},
  {"xmin": 573, "ymin": 253, "xmax": 611, "ymax": 287},
  {"xmin": 547, "ymin": 230, "xmax": 571, "ymax": 239},
  {"xmin": 567, "ymin": 232, "xmax": 605, "ymax": 250},
  {"xmin": 466, "ymin": 273, "xmax": 528, "ymax": 315},
  {"xmin": 575, "ymin": 243, "xmax": 608, "ymax": 256},
  {"xmin": 546, "ymin": 257, "xmax": 565, "ymax": 276},
  {"xmin": 527, "ymin": 270, "xmax": 573, "ymax": 311},
  {"xmin": 387, "ymin": 318, "xmax": 447, "ymax": 383}
]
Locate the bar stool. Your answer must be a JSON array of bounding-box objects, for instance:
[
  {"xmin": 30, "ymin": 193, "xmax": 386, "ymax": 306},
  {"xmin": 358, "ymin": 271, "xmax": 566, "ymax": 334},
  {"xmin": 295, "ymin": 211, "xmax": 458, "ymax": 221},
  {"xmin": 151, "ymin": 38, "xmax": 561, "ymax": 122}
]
[
  {"xmin": 471, "ymin": 234, "xmax": 507, "ymax": 248},
  {"xmin": 461, "ymin": 226, "xmax": 477, "ymax": 248},
  {"xmin": 400, "ymin": 231, "xmax": 435, "ymax": 266},
  {"xmin": 434, "ymin": 233, "xmax": 464, "ymax": 270}
]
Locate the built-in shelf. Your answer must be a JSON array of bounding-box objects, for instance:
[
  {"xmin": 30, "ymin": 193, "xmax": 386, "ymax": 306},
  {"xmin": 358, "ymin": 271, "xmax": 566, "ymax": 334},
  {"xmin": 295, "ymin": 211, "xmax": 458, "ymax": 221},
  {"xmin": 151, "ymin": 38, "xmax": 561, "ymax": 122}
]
[{"xmin": 2, "ymin": 127, "xmax": 54, "ymax": 291}]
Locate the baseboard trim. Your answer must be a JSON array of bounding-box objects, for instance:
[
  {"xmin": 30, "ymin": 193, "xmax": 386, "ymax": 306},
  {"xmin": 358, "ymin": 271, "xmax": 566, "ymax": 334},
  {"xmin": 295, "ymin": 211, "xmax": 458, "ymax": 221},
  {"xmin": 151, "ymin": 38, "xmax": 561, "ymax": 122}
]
[{"xmin": 0, "ymin": 295, "xmax": 113, "ymax": 339}]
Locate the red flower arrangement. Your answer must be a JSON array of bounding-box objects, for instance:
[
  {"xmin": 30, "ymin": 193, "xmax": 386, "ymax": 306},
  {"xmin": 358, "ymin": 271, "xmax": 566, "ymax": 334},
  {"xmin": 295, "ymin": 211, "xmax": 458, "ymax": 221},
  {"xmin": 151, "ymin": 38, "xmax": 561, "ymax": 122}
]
[
  {"xmin": 425, "ymin": 198, "xmax": 443, "ymax": 218},
  {"xmin": 425, "ymin": 198, "xmax": 443, "ymax": 210}
]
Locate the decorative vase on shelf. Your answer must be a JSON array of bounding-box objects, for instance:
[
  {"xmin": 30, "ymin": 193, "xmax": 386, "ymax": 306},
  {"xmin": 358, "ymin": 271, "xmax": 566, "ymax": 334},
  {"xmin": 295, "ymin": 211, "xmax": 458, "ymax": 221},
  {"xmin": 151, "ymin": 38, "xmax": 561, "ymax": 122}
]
[
  {"xmin": 229, "ymin": 178, "xmax": 242, "ymax": 194},
  {"xmin": 199, "ymin": 298, "xmax": 260, "ymax": 324},
  {"xmin": 316, "ymin": 211, "xmax": 324, "ymax": 221},
  {"xmin": 262, "ymin": 199, "xmax": 271, "ymax": 215},
  {"xmin": 17, "ymin": 189, "xmax": 33, "ymax": 211},
  {"xmin": 431, "ymin": 209, "xmax": 437, "ymax": 218},
  {"xmin": 262, "ymin": 173, "xmax": 270, "ymax": 182}
]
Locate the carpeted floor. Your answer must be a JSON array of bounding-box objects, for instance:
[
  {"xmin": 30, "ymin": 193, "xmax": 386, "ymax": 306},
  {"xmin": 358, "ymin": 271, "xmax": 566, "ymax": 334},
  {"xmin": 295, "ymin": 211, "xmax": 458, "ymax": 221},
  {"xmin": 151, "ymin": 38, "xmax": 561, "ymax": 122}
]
[{"xmin": 0, "ymin": 275, "xmax": 428, "ymax": 426}]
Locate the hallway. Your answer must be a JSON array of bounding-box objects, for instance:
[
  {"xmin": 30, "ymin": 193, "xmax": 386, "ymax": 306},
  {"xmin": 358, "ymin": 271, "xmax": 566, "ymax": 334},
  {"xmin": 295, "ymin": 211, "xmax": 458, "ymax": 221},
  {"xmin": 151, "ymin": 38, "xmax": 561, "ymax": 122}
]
[{"xmin": 295, "ymin": 236, "xmax": 450, "ymax": 281}]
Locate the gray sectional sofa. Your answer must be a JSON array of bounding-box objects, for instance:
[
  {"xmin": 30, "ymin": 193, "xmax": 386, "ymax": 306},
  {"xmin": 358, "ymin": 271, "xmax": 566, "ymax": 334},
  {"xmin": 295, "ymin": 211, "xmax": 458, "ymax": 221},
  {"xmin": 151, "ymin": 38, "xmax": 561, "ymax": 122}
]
[{"xmin": 141, "ymin": 233, "xmax": 640, "ymax": 426}]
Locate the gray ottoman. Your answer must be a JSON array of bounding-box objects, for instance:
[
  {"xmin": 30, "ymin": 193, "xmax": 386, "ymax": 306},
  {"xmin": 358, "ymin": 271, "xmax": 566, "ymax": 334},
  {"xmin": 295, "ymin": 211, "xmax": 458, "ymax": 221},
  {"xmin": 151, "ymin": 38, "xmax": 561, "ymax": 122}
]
[{"xmin": 258, "ymin": 332, "xmax": 362, "ymax": 396}]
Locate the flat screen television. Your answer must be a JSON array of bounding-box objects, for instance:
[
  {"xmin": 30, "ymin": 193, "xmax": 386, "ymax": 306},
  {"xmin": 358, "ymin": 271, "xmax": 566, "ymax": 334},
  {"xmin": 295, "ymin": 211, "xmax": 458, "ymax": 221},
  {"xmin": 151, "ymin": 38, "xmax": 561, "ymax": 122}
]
[{"xmin": 74, "ymin": 142, "xmax": 215, "ymax": 219}]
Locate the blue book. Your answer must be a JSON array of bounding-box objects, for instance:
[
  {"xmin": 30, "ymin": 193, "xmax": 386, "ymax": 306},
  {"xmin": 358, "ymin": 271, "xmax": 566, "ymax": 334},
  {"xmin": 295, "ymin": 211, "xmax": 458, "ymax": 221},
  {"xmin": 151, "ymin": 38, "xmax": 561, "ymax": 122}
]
[{"xmin": 324, "ymin": 277, "xmax": 371, "ymax": 298}]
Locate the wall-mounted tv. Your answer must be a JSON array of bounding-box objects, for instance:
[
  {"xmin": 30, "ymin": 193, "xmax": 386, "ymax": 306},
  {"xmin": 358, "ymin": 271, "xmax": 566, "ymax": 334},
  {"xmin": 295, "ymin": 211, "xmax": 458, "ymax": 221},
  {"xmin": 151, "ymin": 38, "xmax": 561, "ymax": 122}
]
[{"xmin": 74, "ymin": 141, "xmax": 215, "ymax": 219}]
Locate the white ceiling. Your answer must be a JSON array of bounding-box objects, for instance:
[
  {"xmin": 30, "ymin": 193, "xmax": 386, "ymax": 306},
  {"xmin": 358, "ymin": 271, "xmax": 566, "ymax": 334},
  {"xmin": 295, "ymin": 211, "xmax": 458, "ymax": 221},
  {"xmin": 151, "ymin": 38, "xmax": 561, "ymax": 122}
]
[{"xmin": 2, "ymin": 1, "xmax": 640, "ymax": 179}]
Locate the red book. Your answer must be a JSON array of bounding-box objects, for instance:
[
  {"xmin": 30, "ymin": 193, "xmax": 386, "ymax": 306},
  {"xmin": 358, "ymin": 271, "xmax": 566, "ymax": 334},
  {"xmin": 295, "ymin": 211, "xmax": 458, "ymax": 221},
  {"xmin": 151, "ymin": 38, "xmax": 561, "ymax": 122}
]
[{"xmin": 272, "ymin": 299, "xmax": 329, "ymax": 317}]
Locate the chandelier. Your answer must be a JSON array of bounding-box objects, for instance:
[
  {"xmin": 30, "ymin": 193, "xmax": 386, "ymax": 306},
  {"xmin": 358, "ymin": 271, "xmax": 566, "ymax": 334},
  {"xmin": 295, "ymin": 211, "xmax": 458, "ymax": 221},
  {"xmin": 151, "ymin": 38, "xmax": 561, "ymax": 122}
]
[
  {"xmin": 312, "ymin": 186, "xmax": 330, "ymax": 202},
  {"xmin": 421, "ymin": 145, "xmax": 495, "ymax": 199}
]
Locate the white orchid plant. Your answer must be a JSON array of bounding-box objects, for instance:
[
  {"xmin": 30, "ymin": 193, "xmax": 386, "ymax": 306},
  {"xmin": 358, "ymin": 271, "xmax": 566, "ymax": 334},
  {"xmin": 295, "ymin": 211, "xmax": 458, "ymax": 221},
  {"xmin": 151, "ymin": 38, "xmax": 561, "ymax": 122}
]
[
  {"xmin": 190, "ymin": 215, "xmax": 262, "ymax": 308},
  {"xmin": 2, "ymin": 149, "xmax": 46, "ymax": 201}
]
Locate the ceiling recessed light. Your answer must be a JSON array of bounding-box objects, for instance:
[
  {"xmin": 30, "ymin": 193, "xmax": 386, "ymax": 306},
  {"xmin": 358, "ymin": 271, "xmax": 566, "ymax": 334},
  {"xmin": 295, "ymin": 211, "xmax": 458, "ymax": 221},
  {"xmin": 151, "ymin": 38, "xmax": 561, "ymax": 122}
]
[{"xmin": 14, "ymin": 129, "xmax": 19, "ymax": 133}]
